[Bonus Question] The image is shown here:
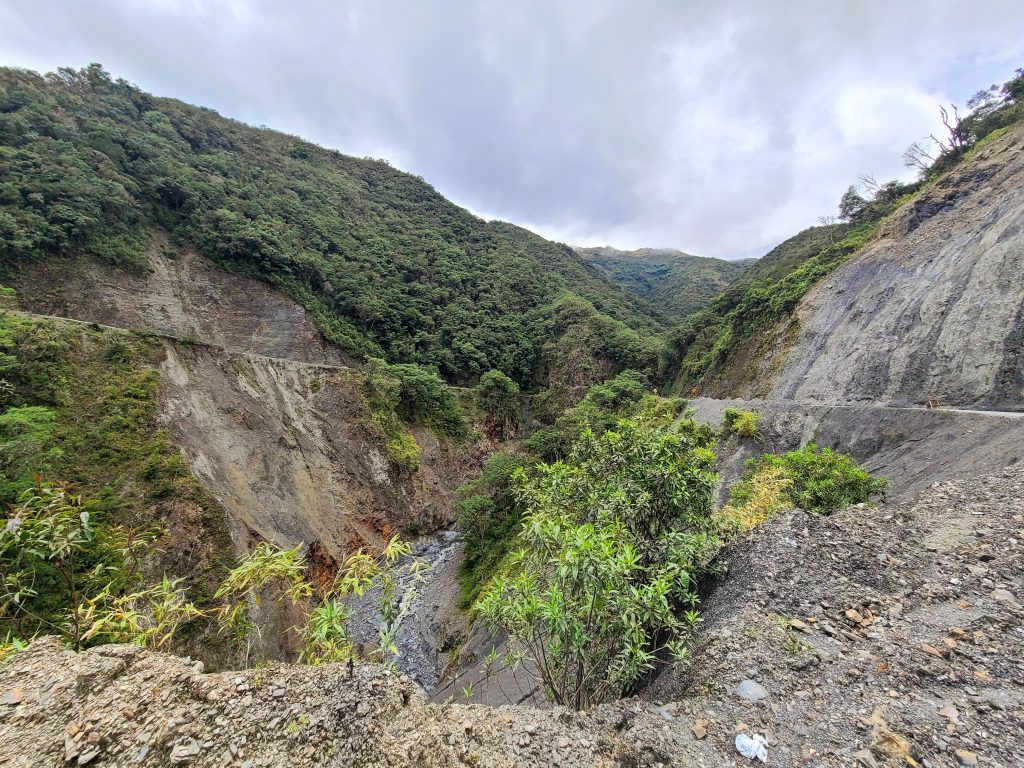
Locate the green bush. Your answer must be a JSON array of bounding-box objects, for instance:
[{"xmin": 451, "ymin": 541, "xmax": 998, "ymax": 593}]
[
  {"xmin": 731, "ymin": 444, "xmax": 888, "ymax": 515},
  {"xmin": 0, "ymin": 481, "xmax": 159, "ymax": 649},
  {"xmin": 0, "ymin": 405, "xmax": 61, "ymax": 499},
  {"xmin": 455, "ymin": 452, "xmax": 528, "ymax": 607},
  {"xmin": 386, "ymin": 363, "xmax": 468, "ymax": 439},
  {"xmin": 722, "ymin": 407, "xmax": 760, "ymax": 438},
  {"xmin": 477, "ymin": 417, "xmax": 719, "ymax": 709},
  {"xmin": 525, "ymin": 370, "xmax": 653, "ymax": 460}
]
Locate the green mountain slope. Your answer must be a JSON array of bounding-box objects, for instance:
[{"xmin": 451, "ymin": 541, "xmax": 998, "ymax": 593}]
[
  {"xmin": 0, "ymin": 64, "xmax": 660, "ymax": 387},
  {"xmin": 660, "ymin": 222, "xmax": 880, "ymax": 393},
  {"xmin": 575, "ymin": 246, "xmax": 752, "ymax": 321}
]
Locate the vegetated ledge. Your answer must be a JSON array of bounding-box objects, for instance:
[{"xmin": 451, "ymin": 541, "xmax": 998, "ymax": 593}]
[{"xmin": 2, "ymin": 466, "xmax": 1021, "ymax": 767}]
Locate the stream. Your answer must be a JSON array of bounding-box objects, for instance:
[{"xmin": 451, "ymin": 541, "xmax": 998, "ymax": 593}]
[{"xmin": 345, "ymin": 529, "xmax": 465, "ymax": 691}]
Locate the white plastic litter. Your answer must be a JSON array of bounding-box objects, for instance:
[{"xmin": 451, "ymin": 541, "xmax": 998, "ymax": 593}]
[{"xmin": 735, "ymin": 732, "xmax": 768, "ymax": 763}]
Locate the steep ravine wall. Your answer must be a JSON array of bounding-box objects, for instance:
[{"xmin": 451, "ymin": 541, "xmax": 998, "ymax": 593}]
[
  {"xmin": 8, "ymin": 237, "xmax": 351, "ymax": 366},
  {"xmin": 157, "ymin": 341, "xmax": 484, "ymax": 559},
  {"xmin": 7, "ymin": 241, "xmax": 486, "ymax": 563},
  {"xmin": 730, "ymin": 124, "xmax": 1024, "ymax": 411}
]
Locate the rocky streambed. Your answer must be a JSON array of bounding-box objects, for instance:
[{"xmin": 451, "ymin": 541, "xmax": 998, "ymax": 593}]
[{"xmin": 346, "ymin": 529, "xmax": 467, "ymax": 692}]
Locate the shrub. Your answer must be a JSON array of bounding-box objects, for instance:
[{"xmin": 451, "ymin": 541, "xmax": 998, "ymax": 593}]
[
  {"xmin": 0, "ymin": 480, "xmax": 163, "ymax": 649},
  {"xmin": 383, "ymin": 428, "xmax": 420, "ymax": 471},
  {"xmin": 477, "ymin": 417, "xmax": 719, "ymax": 709},
  {"xmin": 383, "ymin": 362, "xmax": 468, "ymax": 439},
  {"xmin": 524, "ymin": 370, "xmax": 659, "ymax": 461},
  {"xmin": 362, "ymin": 364, "xmax": 421, "ymax": 470},
  {"xmin": 0, "ymin": 406, "xmax": 61, "ymax": 500},
  {"xmin": 733, "ymin": 444, "xmax": 888, "ymax": 516},
  {"xmin": 722, "ymin": 408, "xmax": 760, "ymax": 438},
  {"xmin": 214, "ymin": 536, "xmax": 427, "ymax": 668},
  {"xmin": 455, "ymin": 453, "xmax": 528, "ymax": 608},
  {"xmin": 78, "ymin": 576, "xmax": 203, "ymax": 650},
  {"xmin": 714, "ymin": 466, "xmax": 793, "ymax": 536},
  {"xmin": 213, "ymin": 542, "xmax": 312, "ymax": 657}
]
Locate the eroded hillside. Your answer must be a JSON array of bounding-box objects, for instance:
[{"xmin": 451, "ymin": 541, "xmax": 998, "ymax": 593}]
[
  {"xmin": 769, "ymin": 130, "xmax": 1022, "ymax": 409},
  {"xmin": 699, "ymin": 123, "xmax": 1024, "ymax": 411}
]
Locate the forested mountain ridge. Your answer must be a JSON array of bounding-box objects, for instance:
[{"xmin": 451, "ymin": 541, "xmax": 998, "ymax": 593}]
[
  {"xmin": 575, "ymin": 245, "xmax": 752, "ymax": 321},
  {"xmin": 0, "ymin": 64, "xmax": 660, "ymax": 388}
]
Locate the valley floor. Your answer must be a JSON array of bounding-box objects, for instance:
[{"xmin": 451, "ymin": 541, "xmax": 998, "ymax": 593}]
[{"xmin": 2, "ymin": 467, "xmax": 1021, "ymax": 767}]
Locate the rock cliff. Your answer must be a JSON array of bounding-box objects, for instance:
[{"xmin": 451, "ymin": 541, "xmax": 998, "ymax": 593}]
[{"xmin": 733, "ymin": 124, "xmax": 1024, "ymax": 411}]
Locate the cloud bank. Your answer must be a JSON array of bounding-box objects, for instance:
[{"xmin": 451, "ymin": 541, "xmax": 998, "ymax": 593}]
[{"xmin": 1, "ymin": 0, "xmax": 1021, "ymax": 258}]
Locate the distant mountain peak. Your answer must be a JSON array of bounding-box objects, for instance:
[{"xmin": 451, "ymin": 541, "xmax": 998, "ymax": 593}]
[{"xmin": 573, "ymin": 245, "xmax": 752, "ymax": 321}]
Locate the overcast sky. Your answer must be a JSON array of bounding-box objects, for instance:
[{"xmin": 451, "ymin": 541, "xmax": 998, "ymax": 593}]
[{"xmin": 1, "ymin": 1, "xmax": 1021, "ymax": 259}]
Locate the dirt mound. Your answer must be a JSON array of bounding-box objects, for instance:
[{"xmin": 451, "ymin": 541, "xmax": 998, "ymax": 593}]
[{"xmin": 3, "ymin": 467, "xmax": 1020, "ymax": 767}]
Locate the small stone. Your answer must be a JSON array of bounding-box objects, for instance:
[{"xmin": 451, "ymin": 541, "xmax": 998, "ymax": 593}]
[
  {"xmin": 691, "ymin": 718, "xmax": 708, "ymax": 739},
  {"xmin": 77, "ymin": 748, "xmax": 100, "ymax": 765},
  {"xmin": 355, "ymin": 701, "xmax": 370, "ymax": 717},
  {"xmin": 64, "ymin": 734, "xmax": 80, "ymax": 762},
  {"xmin": 921, "ymin": 643, "xmax": 947, "ymax": 659},
  {"xmin": 991, "ymin": 588, "xmax": 1015, "ymax": 602},
  {"xmin": 736, "ymin": 680, "xmax": 768, "ymax": 702},
  {"xmin": 938, "ymin": 703, "xmax": 960, "ymax": 725},
  {"xmin": 271, "ymin": 688, "xmax": 285, "ymax": 699},
  {"xmin": 137, "ymin": 745, "xmax": 150, "ymax": 761},
  {"xmin": 789, "ymin": 619, "xmax": 808, "ymax": 632},
  {"xmin": 845, "ymin": 609, "xmax": 864, "ymax": 624},
  {"xmin": 955, "ymin": 750, "xmax": 978, "ymax": 767},
  {"xmin": 0, "ymin": 688, "xmax": 24, "ymax": 705},
  {"xmin": 170, "ymin": 739, "xmax": 202, "ymax": 763},
  {"xmin": 524, "ymin": 723, "xmax": 537, "ymax": 734},
  {"xmin": 854, "ymin": 748, "xmax": 879, "ymax": 768}
]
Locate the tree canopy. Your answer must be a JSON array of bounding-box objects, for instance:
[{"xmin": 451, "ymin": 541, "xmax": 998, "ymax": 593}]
[{"xmin": 0, "ymin": 64, "xmax": 661, "ymax": 388}]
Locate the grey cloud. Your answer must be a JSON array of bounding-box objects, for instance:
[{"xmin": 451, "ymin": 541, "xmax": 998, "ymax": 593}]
[{"xmin": 1, "ymin": 0, "xmax": 1021, "ymax": 258}]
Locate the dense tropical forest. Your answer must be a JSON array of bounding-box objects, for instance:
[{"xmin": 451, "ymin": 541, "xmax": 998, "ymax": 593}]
[
  {"xmin": 575, "ymin": 246, "xmax": 753, "ymax": 321},
  {"xmin": 0, "ymin": 64, "xmax": 660, "ymax": 392}
]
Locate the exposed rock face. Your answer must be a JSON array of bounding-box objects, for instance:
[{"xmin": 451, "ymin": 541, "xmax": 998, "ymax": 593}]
[
  {"xmin": 9, "ymin": 239, "xmax": 485, "ymax": 561},
  {"xmin": 740, "ymin": 125, "xmax": 1024, "ymax": 411},
  {"xmin": 3, "ymin": 467, "xmax": 1022, "ymax": 766},
  {"xmin": 6, "ymin": 241, "xmax": 490, "ymax": 662},
  {"xmin": 156, "ymin": 342, "xmax": 481, "ymax": 559},
  {"xmin": 9, "ymin": 239, "xmax": 350, "ymax": 366}
]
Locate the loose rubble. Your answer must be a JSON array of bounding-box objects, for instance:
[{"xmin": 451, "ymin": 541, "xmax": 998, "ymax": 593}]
[{"xmin": 1, "ymin": 467, "xmax": 1021, "ymax": 767}]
